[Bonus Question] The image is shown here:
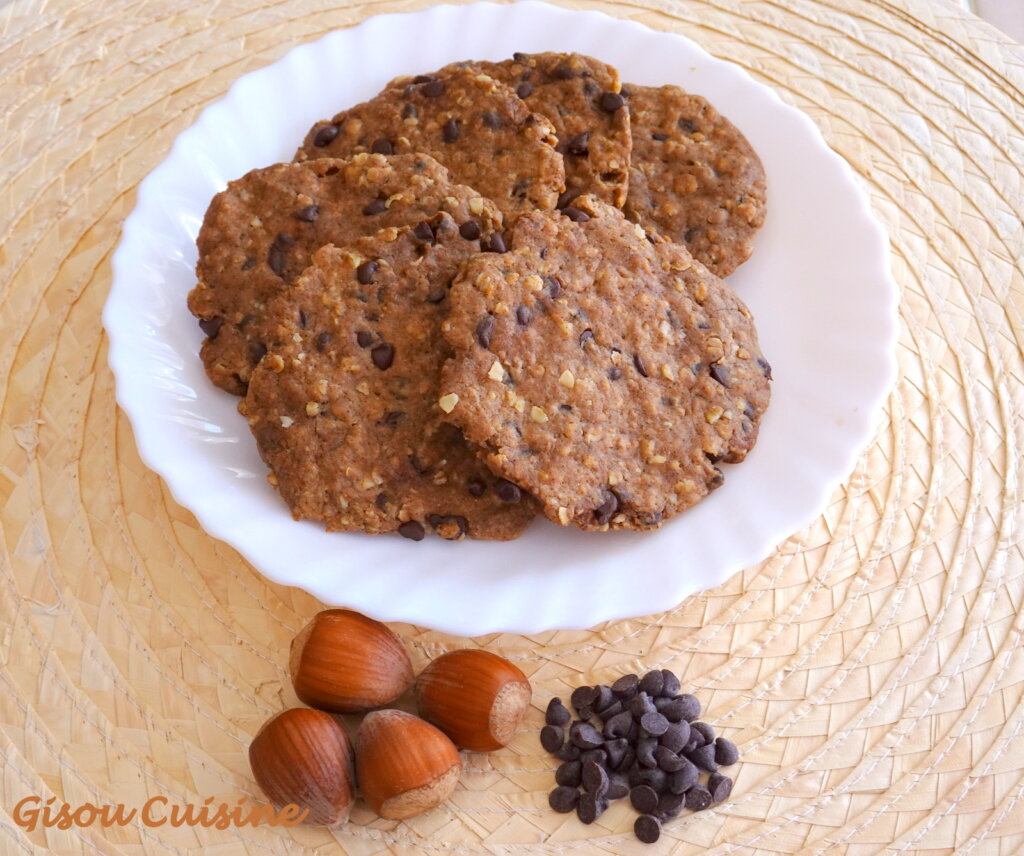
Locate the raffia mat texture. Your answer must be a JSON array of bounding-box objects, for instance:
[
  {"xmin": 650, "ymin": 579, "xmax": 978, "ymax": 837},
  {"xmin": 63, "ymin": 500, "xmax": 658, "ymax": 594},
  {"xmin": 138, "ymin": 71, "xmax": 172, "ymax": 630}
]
[{"xmin": 1, "ymin": 0, "xmax": 1023, "ymax": 852}]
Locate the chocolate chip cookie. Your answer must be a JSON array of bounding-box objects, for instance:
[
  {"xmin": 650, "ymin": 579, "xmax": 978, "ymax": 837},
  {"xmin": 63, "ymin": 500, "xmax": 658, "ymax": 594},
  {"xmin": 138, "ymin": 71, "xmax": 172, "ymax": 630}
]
[
  {"xmin": 188, "ymin": 153, "xmax": 501, "ymax": 394},
  {"xmin": 415, "ymin": 52, "xmax": 631, "ymax": 207},
  {"xmin": 295, "ymin": 67, "xmax": 565, "ymax": 223},
  {"xmin": 243, "ymin": 213, "xmax": 537, "ymax": 540},
  {"xmin": 623, "ymin": 84, "xmax": 766, "ymax": 276},
  {"xmin": 439, "ymin": 195, "xmax": 771, "ymax": 531}
]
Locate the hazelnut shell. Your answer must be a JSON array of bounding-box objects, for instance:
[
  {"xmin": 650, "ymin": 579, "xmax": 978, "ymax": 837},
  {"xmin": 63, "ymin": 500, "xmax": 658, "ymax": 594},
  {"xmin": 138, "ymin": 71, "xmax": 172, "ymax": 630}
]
[
  {"xmin": 249, "ymin": 707, "xmax": 355, "ymax": 826},
  {"xmin": 414, "ymin": 649, "xmax": 532, "ymax": 751},
  {"xmin": 356, "ymin": 709, "xmax": 462, "ymax": 819},
  {"xmin": 290, "ymin": 609, "xmax": 414, "ymax": 713}
]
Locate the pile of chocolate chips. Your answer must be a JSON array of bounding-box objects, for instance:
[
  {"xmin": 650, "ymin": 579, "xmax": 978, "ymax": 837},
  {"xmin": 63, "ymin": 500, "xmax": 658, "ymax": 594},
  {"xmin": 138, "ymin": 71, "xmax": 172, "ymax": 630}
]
[{"xmin": 539, "ymin": 669, "xmax": 738, "ymax": 844}]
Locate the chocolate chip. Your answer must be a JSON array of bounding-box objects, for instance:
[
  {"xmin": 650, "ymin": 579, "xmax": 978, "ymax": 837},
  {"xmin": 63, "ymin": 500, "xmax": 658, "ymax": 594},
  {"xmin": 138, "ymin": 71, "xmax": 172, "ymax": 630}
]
[
  {"xmin": 402, "ymin": 103, "xmax": 418, "ymax": 119},
  {"xmin": 709, "ymin": 362, "xmax": 731, "ymax": 386},
  {"xmin": 482, "ymin": 233, "xmax": 507, "ymax": 253},
  {"xmin": 554, "ymin": 743, "xmax": 581, "ymax": 762},
  {"xmin": 412, "ymin": 220, "xmax": 436, "ymax": 243},
  {"xmin": 579, "ymin": 328, "xmax": 594, "ymax": 346},
  {"xmin": 356, "ymin": 260, "xmax": 379, "ymax": 285},
  {"xmin": 629, "ymin": 766, "xmax": 666, "ymax": 792},
  {"xmin": 496, "ymin": 480, "xmax": 522, "ymax": 503},
  {"xmin": 668, "ymin": 760, "xmax": 700, "ymax": 794},
  {"xmin": 294, "ymin": 204, "xmax": 319, "ymax": 223},
  {"xmin": 603, "ymin": 737, "xmax": 629, "ymax": 770},
  {"xmin": 370, "ymin": 138, "xmax": 393, "ymax": 155},
  {"xmin": 603, "ymin": 710, "xmax": 633, "ymax": 740},
  {"xmin": 241, "ymin": 256, "xmax": 257, "ymax": 271},
  {"xmin": 640, "ymin": 711, "xmax": 669, "ymax": 737},
  {"xmin": 545, "ymin": 696, "xmax": 568, "ymax": 728},
  {"xmin": 570, "ymin": 722, "xmax": 604, "ymax": 750},
  {"xmin": 371, "ymin": 343, "xmax": 394, "ymax": 370},
  {"xmin": 362, "ymin": 197, "xmax": 387, "ymax": 216},
  {"xmin": 606, "ymin": 775, "xmax": 629, "ymax": 800},
  {"xmin": 654, "ymin": 745, "xmax": 686, "ymax": 772},
  {"xmin": 538, "ymin": 275, "xmax": 561, "ymax": 299},
  {"xmin": 571, "ymin": 685, "xmax": 598, "ymax": 712},
  {"xmin": 551, "ymin": 64, "xmax": 574, "ymax": 80},
  {"xmin": 636, "ymin": 738, "xmax": 658, "ymax": 768},
  {"xmin": 593, "ymin": 685, "xmax": 615, "ymax": 712},
  {"xmin": 660, "ymin": 721, "xmax": 690, "ymax": 753},
  {"xmin": 561, "ymin": 206, "xmax": 590, "ymax": 222},
  {"xmin": 630, "ymin": 785, "xmax": 659, "ymax": 814},
  {"xmin": 476, "ymin": 315, "xmax": 494, "ymax": 348},
  {"xmin": 459, "ymin": 220, "xmax": 481, "ymax": 240},
  {"xmin": 516, "ymin": 81, "xmax": 533, "ymax": 98},
  {"xmin": 555, "ymin": 760, "xmax": 581, "ymax": 787},
  {"xmin": 267, "ymin": 243, "xmax": 286, "ymax": 277},
  {"xmin": 634, "ymin": 814, "xmax": 661, "ymax": 843},
  {"xmin": 687, "ymin": 743, "xmax": 718, "ymax": 772},
  {"xmin": 685, "ymin": 785, "xmax": 712, "ymax": 811},
  {"xmin": 442, "ymin": 118, "xmax": 461, "ymax": 143},
  {"xmin": 420, "ymin": 79, "xmax": 445, "ymax": 97},
  {"xmin": 397, "ymin": 520, "xmax": 424, "ymax": 541},
  {"xmin": 678, "ymin": 117, "xmax": 698, "ymax": 134},
  {"xmin": 566, "ymin": 132, "xmax": 590, "ymax": 156},
  {"xmin": 630, "ymin": 693, "xmax": 656, "ymax": 720},
  {"xmin": 374, "ymin": 493, "xmax": 389, "ymax": 511},
  {"xmin": 198, "ymin": 316, "xmax": 223, "ymax": 339},
  {"xmin": 481, "ymin": 110, "xmax": 502, "ymax": 129},
  {"xmin": 380, "ymin": 411, "xmax": 403, "ymax": 428},
  {"xmin": 707, "ymin": 772, "xmax": 733, "ymax": 802},
  {"xmin": 691, "ymin": 721, "xmax": 715, "ymax": 744},
  {"xmin": 355, "ymin": 330, "xmax": 373, "ymax": 348},
  {"xmin": 599, "ymin": 91, "xmax": 625, "ymax": 112},
  {"xmin": 652, "ymin": 132, "xmax": 669, "ymax": 141},
  {"xmin": 639, "ymin": 670, "xmax": 664, "ymax": 697},
  {"xmin": 660, "ymin": 670, "xmax": 681, "ymax": 697},
  {"xmin": 612, "ymin": 674, "xmax": 639, "ymax": 699},
  {"xmin": 714, "ymin": 738, "xmax": 740, "ymax": 767},
  {"xmin": 516, "ymin": 304, "xmax": 532, "ymax": 326},
  {"xmin": 757, "ymin": 356, "xmax": 773, "ymax": 379},
  {"xmin": 467, "ymin": 478, "xmax": 486, "ymax": 498},
  {"xmin": 247, "ymin": 342, "xmax": 267, "ymax": 365},
  {"xmin": 314, "ymin": 331, "xmax": 332, "ymax": 352},
  {"xmin": 685, "ymin": 227, "xmax": 701, "ymax": 243},
  {"xmin": 582, "ymin": 760, "xmax": 608, "ymax": 796},
  {"xmin": 548, "ymin": 786, "xmax": 578, "ymax": 813},
  {"xmin": 676, "ymin": 694, "xmax": 702, "ymax": 722},
  {"xmin": 594, "ymin": 489, "xmax": 619, "ymax": 525},
  {"xmin": 312, "ymin": 124, "xmax": 338, "ymax": 147},
  {"xmin": 657, "ymin": 791, "xmax": 685, "ymax": 821},
  {"xmin": 744, "ymin": 401, "xmax": 757, "ymax": 420},
  {"xmin": 634, "ymin": 354, "xmax": 649, "ymax": 377},
  {"xmin": 579, "ymin": 748, "xmax": 606, "ymax": 766},
  {"xmin": 576, "ymin": 792, "xmax": 605, "ymax": 824}
]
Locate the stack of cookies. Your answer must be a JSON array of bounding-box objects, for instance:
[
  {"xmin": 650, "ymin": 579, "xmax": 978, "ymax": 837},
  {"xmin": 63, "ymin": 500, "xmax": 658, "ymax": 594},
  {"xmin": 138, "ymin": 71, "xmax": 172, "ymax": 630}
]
[{"xmin": 188, "ymin": 52, "xmax": 771, "ymax": 541}]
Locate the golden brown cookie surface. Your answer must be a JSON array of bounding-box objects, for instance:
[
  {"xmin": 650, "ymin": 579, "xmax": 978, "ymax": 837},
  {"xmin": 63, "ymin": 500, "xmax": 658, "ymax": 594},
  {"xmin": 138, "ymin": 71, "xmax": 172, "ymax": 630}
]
[
  {"xmin": 244, "ymin": 213, "xmax": 537, "ymax": 541},
  {"xmin": 440, "ymin": 196, "xmax": 771, "ymax": 531},
  {"xmin": 623, "ymin": 84, "xmax": 766, "ymax": 276},
  {"xmin": 189, "ymin": 153, "xmax": 501, "ymax": 394}
]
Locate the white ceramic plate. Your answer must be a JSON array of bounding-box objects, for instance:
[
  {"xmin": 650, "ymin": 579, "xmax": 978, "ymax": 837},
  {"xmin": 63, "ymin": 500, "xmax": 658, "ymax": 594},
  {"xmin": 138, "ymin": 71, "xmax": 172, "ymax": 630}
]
[{"xmin": 104, "ymin": 1, "xmax": 897, "ymax": 635}]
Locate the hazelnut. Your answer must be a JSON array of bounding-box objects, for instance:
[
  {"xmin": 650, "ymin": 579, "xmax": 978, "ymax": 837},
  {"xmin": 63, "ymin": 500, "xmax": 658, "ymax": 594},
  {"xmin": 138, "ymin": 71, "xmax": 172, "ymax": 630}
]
[
  {"xmin": 248, "ymin": 708, "xmax": 355, "ymax": 826},
  {"xmin": 356, "ymin": 709, "xmax": 462, "ymax": 819},
  {"xmin": 290, "ymin": 609, "xmax": 414, "ymax": 713},
  {"xmin": 414, "ymin": 649, "xmax": 532, "ymax": 751}
]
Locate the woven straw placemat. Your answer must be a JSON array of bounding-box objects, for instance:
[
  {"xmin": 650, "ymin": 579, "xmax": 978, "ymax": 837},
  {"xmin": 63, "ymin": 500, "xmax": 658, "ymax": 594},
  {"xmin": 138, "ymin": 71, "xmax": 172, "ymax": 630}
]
[{"xmin": 2, "ymin": 0, "xmax": 1023, "ymax": 852}]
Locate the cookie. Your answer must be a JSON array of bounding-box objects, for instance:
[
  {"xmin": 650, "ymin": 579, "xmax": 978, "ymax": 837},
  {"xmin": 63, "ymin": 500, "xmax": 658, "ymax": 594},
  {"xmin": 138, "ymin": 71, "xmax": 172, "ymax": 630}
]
[
  {"xmin": 188, "ymin": 153, "xmax": 502, "ymax": 394},
  {"xmin": 295, "ymin": 67, "xmax": 565, "ymax": 223},
  {"xmin": 417, "ymin": 52, "xmax": 631, "ymax": 207},
  {"xmin": 623, "ymin": 84, "xmax": 766, "ymax": 276},
  {"xmin": 243, "ymin": 213, "xmax": 537, "ymax": 541},
  {"xmin": 439, "ymin": 195, "xmax": 771, "ymax": 531}
]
